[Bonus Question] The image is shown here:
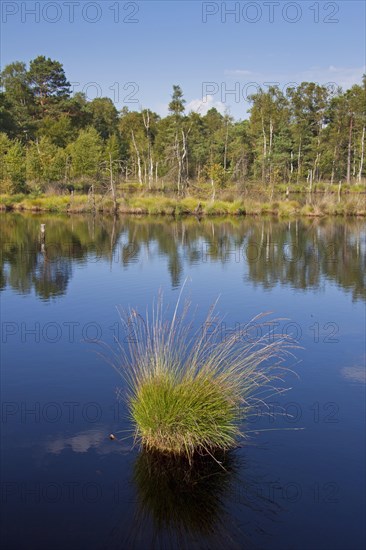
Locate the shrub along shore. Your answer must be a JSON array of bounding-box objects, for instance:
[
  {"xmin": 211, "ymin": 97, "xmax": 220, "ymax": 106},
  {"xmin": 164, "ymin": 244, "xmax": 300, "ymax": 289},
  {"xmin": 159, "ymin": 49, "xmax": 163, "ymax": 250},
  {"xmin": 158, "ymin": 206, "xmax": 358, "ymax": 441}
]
[{"xmin": 0, "ymin": 192, "xmax": 365, "ymax": 217}]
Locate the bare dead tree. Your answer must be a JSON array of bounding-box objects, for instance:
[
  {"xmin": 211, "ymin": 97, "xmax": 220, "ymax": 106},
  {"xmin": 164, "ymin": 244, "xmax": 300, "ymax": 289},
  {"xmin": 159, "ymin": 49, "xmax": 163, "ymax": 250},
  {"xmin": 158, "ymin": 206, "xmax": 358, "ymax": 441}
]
[
  {"xmin": 142, "ymin": 109, "xmax": 154, "ymax": 189},
  {"xmin": 131, "ymin": 130, "xmax": 143, "ymax": 185},
  {"xmin": 358, "ymin": 126, "xmax": 365, "ymax": 182}
]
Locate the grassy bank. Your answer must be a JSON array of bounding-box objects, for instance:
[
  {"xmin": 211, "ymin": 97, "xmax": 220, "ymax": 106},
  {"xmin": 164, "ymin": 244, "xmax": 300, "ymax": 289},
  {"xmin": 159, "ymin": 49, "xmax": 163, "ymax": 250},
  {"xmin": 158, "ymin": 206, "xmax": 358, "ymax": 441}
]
[
  {"xmin": 0, "ymin": 192, "xmax": 365, "ymax": 217},
  {"xmin": 111, "ymin": 295, "xmax": 295, "ymax": 461}
]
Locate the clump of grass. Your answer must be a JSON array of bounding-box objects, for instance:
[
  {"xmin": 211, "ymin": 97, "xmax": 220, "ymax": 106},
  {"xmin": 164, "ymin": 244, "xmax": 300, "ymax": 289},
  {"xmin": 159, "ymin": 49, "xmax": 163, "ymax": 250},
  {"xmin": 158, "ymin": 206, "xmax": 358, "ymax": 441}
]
[
  {"xmin": 260, "ymin": 202, "xmax": 275, "ymax": 215},
  {"xmin": 242, "ymin": 199, "xmax": 262, "ymax": 215},
  {"xmin": 0, "ymin": 193, "xmax": 25, "ymax": 210},
  {"xmin": 203, "ymin": 200, "xmax": 230, "ymax": 216},
  {"xmin": 109, "ymin": 290, "xmax": 296, "ymax": 461},
  {"xmin": 278, "ymin": 200, "xmax": 300, "ymax": 217},
  {"xmin": 179, "ymin": 197, "xmax": 203, "ymax": 212},
  {"xmin": 127, "ymin": 196, "xmax": 176, "ymax": 215},
  {"xmin": 226, "ymin": 200, "xmax": 245, "ymax": 215},
  {"xmin": 300, "ymin": 203, "xmax": 316, "ymax": 216},
  {"xmin": 131, "ymin": 370, "xmax": 238, "ymax": 456}
]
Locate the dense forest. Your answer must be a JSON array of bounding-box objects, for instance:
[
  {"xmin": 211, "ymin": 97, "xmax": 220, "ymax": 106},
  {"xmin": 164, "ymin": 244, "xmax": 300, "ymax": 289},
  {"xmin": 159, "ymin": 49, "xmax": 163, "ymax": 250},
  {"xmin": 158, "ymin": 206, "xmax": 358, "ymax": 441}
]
[{"xmin": 0, "ymin": 56, "xmax": 365, "ymax": 196}]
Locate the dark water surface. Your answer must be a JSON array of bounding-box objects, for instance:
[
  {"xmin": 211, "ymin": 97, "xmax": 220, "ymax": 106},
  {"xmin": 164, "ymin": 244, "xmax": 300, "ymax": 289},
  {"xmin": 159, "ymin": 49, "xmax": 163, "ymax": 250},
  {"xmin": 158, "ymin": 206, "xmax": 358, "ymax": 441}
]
[{"xmin": 1, "ymin": 213, "xmax": 365, "ymax": 550}]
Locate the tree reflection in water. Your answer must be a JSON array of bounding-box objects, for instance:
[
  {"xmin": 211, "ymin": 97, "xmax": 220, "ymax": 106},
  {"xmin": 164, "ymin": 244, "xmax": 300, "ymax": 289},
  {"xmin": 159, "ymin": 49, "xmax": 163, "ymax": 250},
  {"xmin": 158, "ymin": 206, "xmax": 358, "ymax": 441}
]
[{"xmin": 1, "ymin": 213, "xmax": 365, "ymax": 301}]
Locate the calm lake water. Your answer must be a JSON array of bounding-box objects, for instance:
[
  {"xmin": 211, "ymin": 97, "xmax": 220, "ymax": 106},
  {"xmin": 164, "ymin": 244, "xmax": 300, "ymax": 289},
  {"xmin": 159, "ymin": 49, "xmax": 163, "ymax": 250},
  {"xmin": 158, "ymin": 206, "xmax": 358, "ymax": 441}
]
[{"xmin": 1, "ymin": 213, "xmax": 365, "ymax": 550}]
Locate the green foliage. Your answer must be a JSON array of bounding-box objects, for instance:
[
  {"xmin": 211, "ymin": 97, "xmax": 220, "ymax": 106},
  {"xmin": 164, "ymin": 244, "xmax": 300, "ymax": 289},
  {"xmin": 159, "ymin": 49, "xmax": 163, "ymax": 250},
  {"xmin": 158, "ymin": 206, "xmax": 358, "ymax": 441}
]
[
  {"xmin": 67, "ymin": 127, "xmax": 103, "ymax": 178},
  {"xmin": 205, "ymin": 163, "xmax": 229, "ymax": 189},
  {"xmin": 0, "ymin": 56, "xmax": 365, "ymax": 194},
  {"xmin": 0, "ymin": 93, "xmax": 17, "ymax": 137},
  {"xmin": 85, "ymin": 97, "xmax": 119, "ymax": 139},
  {"xmin": 37, "ymin": 115, "xmax": 75, "ymax": 147},
  {"xmin": 27, "ymin": 55, "xmax": 71, "ymax": 113},
  {"xmin": 168, "ymin": 85, "xmax": 186, "ymax": 117},
  {"xmin": 0, "ymin": 136, "xmax": 27, "ymax": 193},
  {"xmin": 104, "ymin": 133, "xmax": 124, "ymax": 163},
  {"xmin": 26, "ymin": 137, "xmax": 66, "ymax": 189}
]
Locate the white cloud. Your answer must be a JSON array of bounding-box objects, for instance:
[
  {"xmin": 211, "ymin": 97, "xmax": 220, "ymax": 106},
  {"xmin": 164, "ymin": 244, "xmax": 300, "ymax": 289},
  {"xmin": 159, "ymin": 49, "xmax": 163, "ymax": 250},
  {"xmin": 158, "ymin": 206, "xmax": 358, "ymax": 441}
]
[
  {"xmin": 340, "ymin": 364, "xmax": 366, "ymax": 384},
  {"xmin": 186, "ymin": 94, "xmax": 226, "ymax": 115}
]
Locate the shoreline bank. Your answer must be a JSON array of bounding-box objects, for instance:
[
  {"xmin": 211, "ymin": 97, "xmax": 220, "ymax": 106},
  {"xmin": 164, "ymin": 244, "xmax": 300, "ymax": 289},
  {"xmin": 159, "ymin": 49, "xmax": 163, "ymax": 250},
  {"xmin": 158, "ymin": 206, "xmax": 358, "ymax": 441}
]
[{"xmin": 1, "ymin": 194, "xmax": 365, "ymax": 217}]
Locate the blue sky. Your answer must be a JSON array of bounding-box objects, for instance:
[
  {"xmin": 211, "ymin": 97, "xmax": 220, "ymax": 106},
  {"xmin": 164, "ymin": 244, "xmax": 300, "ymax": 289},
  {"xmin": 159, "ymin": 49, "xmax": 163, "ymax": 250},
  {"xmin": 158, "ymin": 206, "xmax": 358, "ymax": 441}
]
[{"xmin": 1, "ymin": 0, "xmax": 365, "ymax": 119}]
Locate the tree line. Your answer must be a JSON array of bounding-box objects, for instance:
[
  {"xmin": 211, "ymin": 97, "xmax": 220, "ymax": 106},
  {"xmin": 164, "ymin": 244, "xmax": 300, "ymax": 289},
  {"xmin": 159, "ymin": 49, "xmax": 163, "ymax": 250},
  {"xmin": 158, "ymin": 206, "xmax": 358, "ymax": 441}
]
[{"xmin": 0, "ymin": 56, "xmax": 365, "ymax": 195}]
